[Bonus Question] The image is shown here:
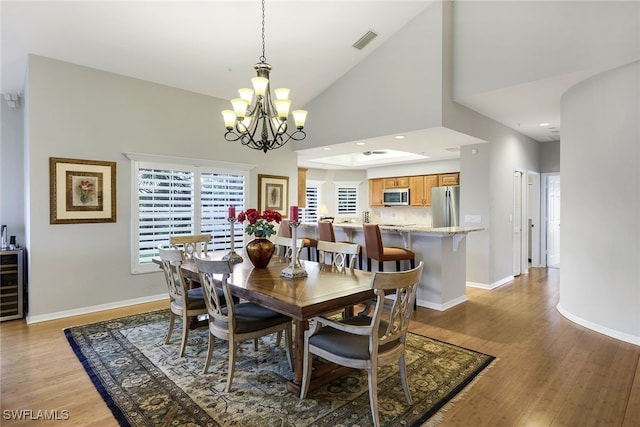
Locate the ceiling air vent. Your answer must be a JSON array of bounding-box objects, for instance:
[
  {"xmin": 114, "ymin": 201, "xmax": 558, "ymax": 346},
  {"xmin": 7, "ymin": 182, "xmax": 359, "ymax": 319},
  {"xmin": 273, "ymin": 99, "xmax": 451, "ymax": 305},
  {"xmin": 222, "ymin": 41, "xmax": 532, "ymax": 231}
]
[{"xmin": 352, "ymin": 30, "xmax": 378, "ymax": 50}]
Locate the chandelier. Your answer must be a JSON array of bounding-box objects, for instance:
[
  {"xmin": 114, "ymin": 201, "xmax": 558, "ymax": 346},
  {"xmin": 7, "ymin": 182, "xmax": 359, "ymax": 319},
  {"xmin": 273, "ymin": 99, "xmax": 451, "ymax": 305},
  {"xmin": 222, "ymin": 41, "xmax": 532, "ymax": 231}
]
[{"xmin": 222, "ymin": 0, "xmax": 308, "ymax": 153}]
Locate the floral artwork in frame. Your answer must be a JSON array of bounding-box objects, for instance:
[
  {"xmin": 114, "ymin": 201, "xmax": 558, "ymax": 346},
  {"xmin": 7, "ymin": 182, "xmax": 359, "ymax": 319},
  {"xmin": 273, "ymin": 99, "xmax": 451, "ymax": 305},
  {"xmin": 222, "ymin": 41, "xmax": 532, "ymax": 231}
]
[
  {"xmin": 49, "ymin": 157, "xmax": 117, "ymax": 224},
  {"xmin": 257, "ymin": 174, "xmax": 289, "ymax": 218}
]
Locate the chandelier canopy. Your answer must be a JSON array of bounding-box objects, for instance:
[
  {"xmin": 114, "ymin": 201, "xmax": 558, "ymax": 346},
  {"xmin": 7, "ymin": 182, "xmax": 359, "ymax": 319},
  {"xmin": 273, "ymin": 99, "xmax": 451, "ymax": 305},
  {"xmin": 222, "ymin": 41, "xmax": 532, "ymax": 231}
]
[{"xmin": 222, "ymin": 0, "xmax": 308, "ymax": 153}]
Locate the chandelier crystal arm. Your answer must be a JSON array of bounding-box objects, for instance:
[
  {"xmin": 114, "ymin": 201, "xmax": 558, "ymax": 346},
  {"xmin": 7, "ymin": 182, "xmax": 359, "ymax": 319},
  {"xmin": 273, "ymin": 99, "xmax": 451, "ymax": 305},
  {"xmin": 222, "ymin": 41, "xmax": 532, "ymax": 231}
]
[{"xmin": 220, "ymin": 0, "xmax": 307, "ymax": 153}]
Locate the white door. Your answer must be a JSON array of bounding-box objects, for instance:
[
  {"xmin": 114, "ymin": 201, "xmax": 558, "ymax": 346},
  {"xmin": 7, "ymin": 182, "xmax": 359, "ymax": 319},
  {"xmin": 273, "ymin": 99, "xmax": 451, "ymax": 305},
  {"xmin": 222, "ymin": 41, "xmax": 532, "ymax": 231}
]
[
  {"xmin": 513, "ymin": 171, "xmax": 523, "ymax": 276},
  {"xmin": 547, "ymin": 175, "xmax": 561, "ymax": 268}
]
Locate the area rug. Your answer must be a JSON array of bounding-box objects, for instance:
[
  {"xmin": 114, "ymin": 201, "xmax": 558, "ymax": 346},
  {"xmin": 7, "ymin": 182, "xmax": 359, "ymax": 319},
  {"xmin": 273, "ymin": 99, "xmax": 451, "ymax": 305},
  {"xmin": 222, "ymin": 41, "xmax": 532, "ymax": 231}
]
[{"xmin": 64, "ymin": 309, "xmax": 494, "ymax": 427}]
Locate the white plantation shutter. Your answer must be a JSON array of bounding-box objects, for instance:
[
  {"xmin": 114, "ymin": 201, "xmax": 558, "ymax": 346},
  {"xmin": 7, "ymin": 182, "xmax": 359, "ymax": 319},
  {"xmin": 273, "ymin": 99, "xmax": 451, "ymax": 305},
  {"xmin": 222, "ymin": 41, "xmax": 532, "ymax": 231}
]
[
  {"xmin": 336, "ymin": 184, "xmax": 358, "ymax": 216},
  {"xmin": 129, "ymin": 155, "xmax": 249, "ymax": 273},
  {"xmin": 138, "ymin": 167, "xmax": 195, "ymax": 266},
  {"xmin": 302, "ymin": 186, "xmax": 319, "ymax": 223},
  {"xmin": 200, "ymin": 172, "xmax": 245, "ymax": 252}
]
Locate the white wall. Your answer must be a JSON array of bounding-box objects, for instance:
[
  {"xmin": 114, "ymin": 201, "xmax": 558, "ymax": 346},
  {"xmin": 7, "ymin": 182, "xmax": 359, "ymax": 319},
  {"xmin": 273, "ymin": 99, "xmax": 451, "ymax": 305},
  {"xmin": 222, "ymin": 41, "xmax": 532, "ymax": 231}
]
[
  {"xmin": 559, "ymin": 61, "xmax": 639, "ymax": 344},
  {"xmin": 540, "ymin": 141, "xmax": 560, "ymax": 173},
  {"xmin": 25, "ymin": 55, "xmax": 299, "ymax": 320},
  {"xmin": 0, "ymin": 100, "xmax": 26, "ymax": 246},
  {"xmin": 301, "ymin": 2, "xmax": 444, "ymax": 149},
  {"xmin": 452, "ymin": 1, "xmax": 640, "ymax": 98}
]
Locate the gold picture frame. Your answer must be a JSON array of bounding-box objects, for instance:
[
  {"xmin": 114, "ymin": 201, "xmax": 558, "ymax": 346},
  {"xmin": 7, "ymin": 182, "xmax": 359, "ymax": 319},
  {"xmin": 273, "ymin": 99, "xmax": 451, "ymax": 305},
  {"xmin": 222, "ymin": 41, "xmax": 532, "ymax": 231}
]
[
  {"xmin": 49, "ymin": 157, "xmax": 117, "ymax": 224},
  {"xmin": 258, "ymin": 174, "xmax": 289, "ymax": 217}
]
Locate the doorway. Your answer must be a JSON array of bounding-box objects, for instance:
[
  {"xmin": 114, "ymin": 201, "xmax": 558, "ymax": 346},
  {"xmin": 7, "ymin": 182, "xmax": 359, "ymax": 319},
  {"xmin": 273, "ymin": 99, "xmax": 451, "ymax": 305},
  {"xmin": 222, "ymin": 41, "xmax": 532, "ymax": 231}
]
[{"xmin": 545, "ymin": 174, "xmax": 561, "ymax": 268}]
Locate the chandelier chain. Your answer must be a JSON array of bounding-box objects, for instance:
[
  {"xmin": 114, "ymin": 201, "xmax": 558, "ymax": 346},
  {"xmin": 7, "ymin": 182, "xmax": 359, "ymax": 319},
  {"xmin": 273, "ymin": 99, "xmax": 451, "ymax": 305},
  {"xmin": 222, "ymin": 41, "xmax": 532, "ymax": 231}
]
[{"xmin": 260, "ymin": 0, "xmax": 266, "ymax": 63}]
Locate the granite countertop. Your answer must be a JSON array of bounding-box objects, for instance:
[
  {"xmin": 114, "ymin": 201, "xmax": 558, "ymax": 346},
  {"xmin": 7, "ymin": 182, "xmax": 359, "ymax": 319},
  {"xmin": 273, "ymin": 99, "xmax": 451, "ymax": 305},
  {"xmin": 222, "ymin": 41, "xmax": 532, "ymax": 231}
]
[{"xmin": 312, "ymin": 222, "xmax": 483, "ymax": 235}]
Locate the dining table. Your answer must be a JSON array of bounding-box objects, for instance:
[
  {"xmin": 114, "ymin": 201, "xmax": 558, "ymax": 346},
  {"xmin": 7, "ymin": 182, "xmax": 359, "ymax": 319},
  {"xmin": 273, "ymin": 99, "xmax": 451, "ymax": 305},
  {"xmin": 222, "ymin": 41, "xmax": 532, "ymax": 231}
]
[{"xmin": 159, "ymin": 252, "xmax": 376, "ymax": 396}]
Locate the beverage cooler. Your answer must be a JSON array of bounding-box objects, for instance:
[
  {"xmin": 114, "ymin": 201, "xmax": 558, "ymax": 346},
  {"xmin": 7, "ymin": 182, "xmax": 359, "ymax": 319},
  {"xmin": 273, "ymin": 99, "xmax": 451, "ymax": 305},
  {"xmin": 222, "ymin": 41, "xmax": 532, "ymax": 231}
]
[{"xmin": 0, "ymin": 248, "xmax": 25, "ymax": 321}]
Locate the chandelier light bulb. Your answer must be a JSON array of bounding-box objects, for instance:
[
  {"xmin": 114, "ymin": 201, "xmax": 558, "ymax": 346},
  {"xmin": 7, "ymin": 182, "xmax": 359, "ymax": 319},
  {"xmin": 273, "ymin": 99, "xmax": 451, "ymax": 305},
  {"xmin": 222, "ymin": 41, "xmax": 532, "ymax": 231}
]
[
  {"xmin": 251, "ymin": 77, "xmax": 269, "ymax": 96},
  {"xmin": 222, "ymin": 110, "xmax": 236, "ymax": 129},
  {"xmin": 231, "ymin": 98, "xmax": 248, "ymax": 118},
  {"xmin": 274, "ymin": 88, "xmax": 290, "ymax": 100},
  {"xmin": 238, "ymin": 88, "xmax": 254, "ymax": 103},
  {"xmin": 292, "ymin": 110, "xmax": 308, "ymax": 129}
]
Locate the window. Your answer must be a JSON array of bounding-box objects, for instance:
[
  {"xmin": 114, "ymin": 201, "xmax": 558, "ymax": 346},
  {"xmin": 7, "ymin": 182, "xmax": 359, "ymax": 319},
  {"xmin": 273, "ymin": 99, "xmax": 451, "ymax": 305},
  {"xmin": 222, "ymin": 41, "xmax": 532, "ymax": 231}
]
[
  {"xmin": 335, "ymin": 182, "xmax": 360, "ymax": 217},
  {"xmin": 126, "ymin": 153, "xmax": 252, "ymax": 273},
  {"xmin": 302, "ymin": 185, "xmax": 319, "ymax": 223}
]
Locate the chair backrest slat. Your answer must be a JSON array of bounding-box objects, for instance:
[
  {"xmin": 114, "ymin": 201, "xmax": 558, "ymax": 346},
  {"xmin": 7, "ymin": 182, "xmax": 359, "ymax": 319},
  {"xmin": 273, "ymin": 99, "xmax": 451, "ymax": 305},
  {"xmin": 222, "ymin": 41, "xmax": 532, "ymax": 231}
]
[
  {"xmin": 195, "ymin": 257, "xmax": 233, "ymax": 328},
  {"xmin": 317, "ymin": 240, "xmax": 360, "ymax": 272},
  {"xmin": 158, "ymin": 246, "xmax": 188, "ymax": 301},
  {"xmin": 271, "ymin": 235, "xmax": 304, "ymax": 259},
  {"xmin": 370, "ymin": 262, "xmax": 423, "ymax": 347},
  {"xmin": 170, "ymin": 233, "xmax": 212, "ymax": 259}
]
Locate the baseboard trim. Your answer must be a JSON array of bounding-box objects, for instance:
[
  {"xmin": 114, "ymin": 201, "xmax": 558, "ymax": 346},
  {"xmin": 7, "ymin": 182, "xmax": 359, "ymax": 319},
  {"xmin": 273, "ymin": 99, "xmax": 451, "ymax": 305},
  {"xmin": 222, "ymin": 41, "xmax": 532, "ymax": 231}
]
[
  {"xmin": 466, "ymin": 275, "xmax": 514, "ymax": 290},
  {"xmin": 26, "ymin": 293, "xmax": 168, "ymax": 324},
  {"xmin": 556, "ymin": 303, "xmax": 640, "ymax": 346},
  {"xmin": 417, "ymin": 295, "xmax": 467, "ymax": 311}
]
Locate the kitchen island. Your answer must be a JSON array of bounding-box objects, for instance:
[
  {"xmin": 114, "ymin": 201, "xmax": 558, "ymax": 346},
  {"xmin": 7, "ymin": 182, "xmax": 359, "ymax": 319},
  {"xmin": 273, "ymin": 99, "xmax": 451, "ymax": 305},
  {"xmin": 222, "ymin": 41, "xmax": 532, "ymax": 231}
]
[{"xmin": 296, "ymin": 222, "xmax": 483, "ymax": 311}]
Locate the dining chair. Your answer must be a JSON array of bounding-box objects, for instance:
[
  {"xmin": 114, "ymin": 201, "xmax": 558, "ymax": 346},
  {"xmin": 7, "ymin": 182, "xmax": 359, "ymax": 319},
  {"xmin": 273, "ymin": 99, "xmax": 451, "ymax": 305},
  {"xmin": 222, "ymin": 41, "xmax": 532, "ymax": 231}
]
[
  {"xmin": 158, "ymin": 246, "xmax": 209, "ymax": 357},
  {"xmin": 317, "ymin": 240, "xmax": 360, "ymax": 272},
  {"xmin": 363, "ymin": 224, "xmax": 415, "ymax": 272},
  {"xmin": 170, "ymin": 233, "xmax": 212, "ymax": 259},
  {"xmin": 300, "ymin": 262, "xmax": 424, "ymax": 427},
  {"xmin": 318, "ymin": 221, "xmax": 361, "ymax": 269},
  {"xmin": 195, "ymin": 256, "xmax": 293, "ymax": 392},
  {"xmin": 271, "ymin": 235, "xmax": 304, "ymax": 260},
  {"xmin": 280, "ymin": 219, "xmax": 318, "ymax": 261}
]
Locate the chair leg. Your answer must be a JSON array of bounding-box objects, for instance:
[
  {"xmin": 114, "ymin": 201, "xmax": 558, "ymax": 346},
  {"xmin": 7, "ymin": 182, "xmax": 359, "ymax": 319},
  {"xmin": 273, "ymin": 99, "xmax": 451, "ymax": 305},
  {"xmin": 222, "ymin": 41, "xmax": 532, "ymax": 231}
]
[
  {"xmin": 300, "ymin": 333, "xmax": 313, "ymax": 399},
  {"xmin": 226, "ymin": 339, "xmax": 236, "ymax": 392},
  {"xmin": 276, "ymin": 331, "xmax": 282, "ymax": 346},
  {"xmin": 410, "ymin": 258, "xmax": 415, "ymax": 269},
  {"xmin": 165, "ymin": 312, "xmax": 176, "ymax": 344},
  {"xmin": 203, "ymin": 332, "xmax": 215, "ymax": 373},
  {"xmin": 367, "ymin": 258, "xmax": 372, "ymax": 272},
  {"xmin": 399, "ymin": 353, "xmax": 413, "ymax": 405},
  {"xmin": 253, "ymin": 338, "xmax": 259, "ymax": 351},
  {"xmin": 367, "ymin": 367, "xmax": 380, "ymax": 427},
  {"xmin": 396, "ymin": 260, "xmax": 401, "ymax": 271},
  {"xmin": 378, "ymin": 261, "xmax": 384, "ymax": 272},
  {"xmin": 179, "ymin": 314, "xmax": 189, "ymax": 357},
  {"xmin": 284, "ymin": 323, "xmax": 293, "ymax": 371}
]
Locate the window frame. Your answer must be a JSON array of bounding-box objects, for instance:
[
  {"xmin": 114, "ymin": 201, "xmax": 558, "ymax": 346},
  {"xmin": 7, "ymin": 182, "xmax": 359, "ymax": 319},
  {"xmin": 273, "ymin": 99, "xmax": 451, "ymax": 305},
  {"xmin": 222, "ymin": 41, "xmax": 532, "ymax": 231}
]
[{"xmin": 125, "ymin": 152, "xmax": 254, "ymax": 274}]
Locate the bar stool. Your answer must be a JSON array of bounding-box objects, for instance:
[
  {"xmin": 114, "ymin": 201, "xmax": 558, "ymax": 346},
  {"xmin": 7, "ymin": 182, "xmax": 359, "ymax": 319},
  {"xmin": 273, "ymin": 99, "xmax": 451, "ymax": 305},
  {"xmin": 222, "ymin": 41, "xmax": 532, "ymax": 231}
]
[
  {"xmin": 280, "ymin": 219, "xmax": 318, "ymax": 261},
  {"xmin": 363, "ymin": 223, "xmax": 415, "ymax": 272},
  {"xmin": 318, "ymin": 221, "xmax": 362, "ymax": 269}
]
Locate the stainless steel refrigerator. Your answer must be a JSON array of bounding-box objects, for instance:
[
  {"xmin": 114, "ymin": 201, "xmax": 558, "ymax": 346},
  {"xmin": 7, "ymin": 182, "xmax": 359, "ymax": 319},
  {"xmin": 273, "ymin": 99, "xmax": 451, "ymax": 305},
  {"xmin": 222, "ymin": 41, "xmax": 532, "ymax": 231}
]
[{"xmin": 431, "ymin": 186, "xmax": 460, "ymax": 228}]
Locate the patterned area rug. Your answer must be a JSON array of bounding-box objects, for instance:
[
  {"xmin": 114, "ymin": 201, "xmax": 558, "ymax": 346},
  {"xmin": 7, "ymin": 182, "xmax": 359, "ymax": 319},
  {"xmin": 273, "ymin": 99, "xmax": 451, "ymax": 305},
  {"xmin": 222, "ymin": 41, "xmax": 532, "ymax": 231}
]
[{"xmin": 64, "ymin": 309, "xmax": 494, "ymax": 427}]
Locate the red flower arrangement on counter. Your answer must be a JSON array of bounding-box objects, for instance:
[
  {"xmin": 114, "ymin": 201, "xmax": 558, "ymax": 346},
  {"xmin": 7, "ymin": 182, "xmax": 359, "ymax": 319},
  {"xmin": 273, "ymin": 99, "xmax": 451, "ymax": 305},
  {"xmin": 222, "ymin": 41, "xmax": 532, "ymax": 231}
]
[{"xmin": 237, "ymin": 208, "xmax": 282, "ymax": 238}]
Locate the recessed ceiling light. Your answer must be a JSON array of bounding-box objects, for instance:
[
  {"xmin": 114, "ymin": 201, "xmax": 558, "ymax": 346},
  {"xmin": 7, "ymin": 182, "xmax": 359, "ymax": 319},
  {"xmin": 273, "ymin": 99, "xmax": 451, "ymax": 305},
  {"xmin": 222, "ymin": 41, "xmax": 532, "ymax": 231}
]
[
  {"xmin": 539, "ymin": 123, "xmax": 550, "ymax": 127},
  {"xmin": 394, "ymin": 135, "xmax": 406, "ymax": 139},
  {"xmin": 323, "ymin": 147, "xmax": 332, "ymax": 151},
  {"xmin": 356, "ymin": 142, "xmax": 365, "ymax": 146}
]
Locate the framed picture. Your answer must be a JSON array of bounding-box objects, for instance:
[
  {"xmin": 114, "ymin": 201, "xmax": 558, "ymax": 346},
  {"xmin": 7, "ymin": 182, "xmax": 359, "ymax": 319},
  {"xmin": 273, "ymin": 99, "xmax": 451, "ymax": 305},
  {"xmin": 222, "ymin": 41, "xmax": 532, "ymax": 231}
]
[
  {"xmin": 49, "ymin": 157, "xmax": 117, "ymax": 224},
  {"xmin": 258, "ymin": 174, "xmax": 289, "ymax": 217}
]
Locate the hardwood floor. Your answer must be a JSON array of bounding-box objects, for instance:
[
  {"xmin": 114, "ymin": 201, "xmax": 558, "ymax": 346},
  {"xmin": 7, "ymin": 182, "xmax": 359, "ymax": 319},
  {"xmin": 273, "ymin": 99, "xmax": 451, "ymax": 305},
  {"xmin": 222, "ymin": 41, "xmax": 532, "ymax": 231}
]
[{"xmin": 1, "ymin": 267, "xmax": 638, "ymax": 426}]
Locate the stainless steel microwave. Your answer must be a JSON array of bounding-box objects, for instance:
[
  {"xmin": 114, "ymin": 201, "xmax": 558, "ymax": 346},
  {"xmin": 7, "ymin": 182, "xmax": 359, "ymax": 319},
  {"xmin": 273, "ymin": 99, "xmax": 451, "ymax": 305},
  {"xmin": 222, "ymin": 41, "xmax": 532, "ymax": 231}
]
[{"xmin": 382, "ymin": 188, "xmax": 410, "ymax": 206}]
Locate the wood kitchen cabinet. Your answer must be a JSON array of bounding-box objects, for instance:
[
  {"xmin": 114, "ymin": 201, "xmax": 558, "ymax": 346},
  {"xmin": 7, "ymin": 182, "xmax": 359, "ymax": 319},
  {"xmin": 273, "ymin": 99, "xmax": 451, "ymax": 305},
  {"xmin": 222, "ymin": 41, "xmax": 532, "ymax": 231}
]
[
  {"xmin": 384, "ymin": 176, "xmax": 409, "ymax": 188},
  {"xmin": 438, "ymin": 173, "xmax": 459, "ymax": 186},
  {"xmin": 297, "ymin": 168, "xmax": 308, "ymax": 208},
  {"xmin": 409, "ymin": 175, "xmax": 439, "ymax": 206},
  {"xmin": 369, "ymin": 178, "xmax": 385, "ymax": 206}
]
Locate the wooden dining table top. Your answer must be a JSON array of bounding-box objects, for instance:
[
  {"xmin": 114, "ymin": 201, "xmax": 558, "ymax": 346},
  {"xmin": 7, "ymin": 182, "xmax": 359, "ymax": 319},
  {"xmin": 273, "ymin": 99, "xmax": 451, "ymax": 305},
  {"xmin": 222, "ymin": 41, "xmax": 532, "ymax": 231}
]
[{"xmin": 176, "ymin": 253, "xmax": 375, "ymax": 321}]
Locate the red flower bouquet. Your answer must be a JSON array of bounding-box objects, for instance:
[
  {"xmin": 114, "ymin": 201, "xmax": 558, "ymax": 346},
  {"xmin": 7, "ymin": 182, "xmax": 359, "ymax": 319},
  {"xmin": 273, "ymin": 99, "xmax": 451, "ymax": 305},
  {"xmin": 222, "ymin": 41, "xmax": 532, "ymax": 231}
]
[{"xmin": 237, "ymin": 209, "xmax": 282, "ymax": 238}]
